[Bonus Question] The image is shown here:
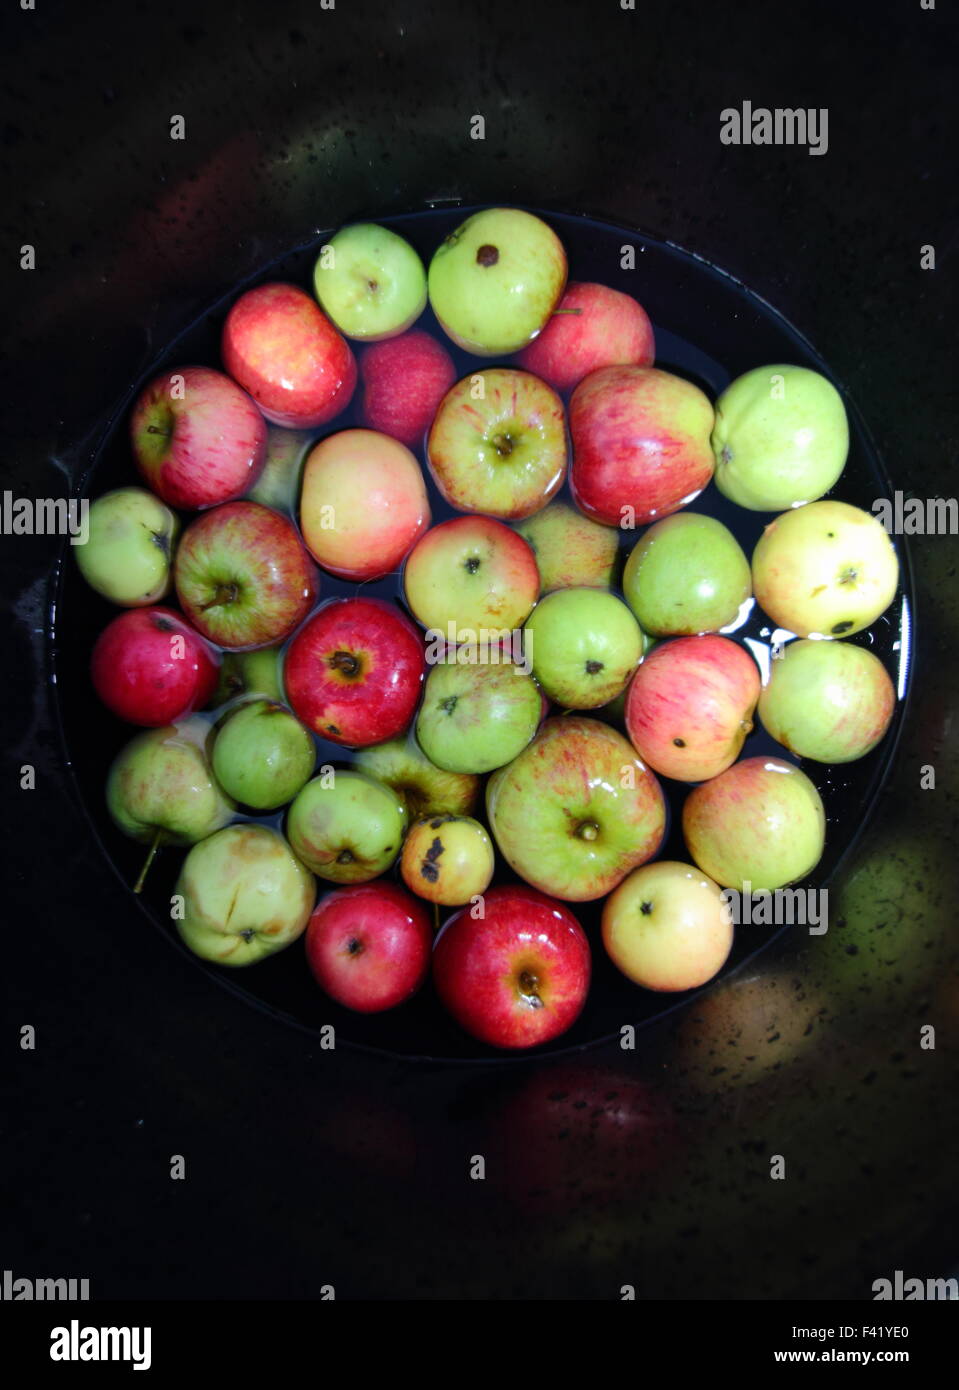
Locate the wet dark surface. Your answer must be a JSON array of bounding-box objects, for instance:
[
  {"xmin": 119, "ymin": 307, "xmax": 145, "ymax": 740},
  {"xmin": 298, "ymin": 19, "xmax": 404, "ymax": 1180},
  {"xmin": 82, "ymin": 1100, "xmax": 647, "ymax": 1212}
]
[{"xmin": 3, "ymin": 0, "xmax": 957, "ymax": 1299}]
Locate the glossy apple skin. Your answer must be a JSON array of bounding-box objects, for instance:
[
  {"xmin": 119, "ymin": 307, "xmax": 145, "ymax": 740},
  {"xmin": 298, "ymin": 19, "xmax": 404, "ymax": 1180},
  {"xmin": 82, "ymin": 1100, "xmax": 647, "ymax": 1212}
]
[
  {"xmin": 758, "ymin": 639, "xmax": 896, "ymax": 763},
  {"xmin": 416, "ymin": 662, "xmax": 542, "ymax": 774},
  {"xmin": 525, "ymin": 586, "xmax": 642, "ymax": 708},
  {"xmin": 353, "ymin": 736, "xmax": 480, "ymax": 819},
  {"xmin": 222, "ymin": 282, "xmax": 357, "ymax": 429},
  {"xmin": 131, "ymin": 364, "xmax": 267, "ymax": 510},
  {"xmin": 404, "ymin": 515, "xmax": 540, "ymax": 633},
  {"xmin": 514, "ymin": 500, "xmax": 619, "ymax": 592},
  {"xmin": 516, "ymin": 281, "xmax": 655, "ymax": 394},
  {"xmin": 305, "ymin": 882, "xmax": 432, "ymax": 1012},
  {"xmin": 91, "ymin": 606, "xmax": 220, "ymax": 726},
  {"xmin": 211, "ymin": 699, "xmax": 316, "ymax": 810},
  {"xmin": 284, "ymin": 597, "xmax": 425, "ymax": 747},
  {"xmin": 299, "ymin": 428, "xmax": 430, "ymax": 581},
  {"xmin": 287, "ymin": 770, "xmax": 408, "ymax": 883},
  {"xmin": 360, "ymin": 330, "xmax": 456, "ymax": 447},
  {"xmin": 623, "ymin": 511, "xmax": 752, "ymax": 636},
  {"xmin": 75, "ymin": 487, "xmax": 179, "ymax": 606},
  {"xmin": 625, "ymin": 634, "xmax": 760, "ymax": 782},
  {"xmin": 175, "ymin": 500, "xmax": 317, "ymax": 651},
  {"xmin": 400, "ymin": 814, "xmax": 495, "ymax": 906},
  {"xmin": 570, "ymin": 365, "xmax": 715, "ymax": 527},
  {"xmin": 106, "ymin": 722, "xmax": 235, "ymax": 847},
  {"xmin": 433, "ymin": 885, "xmax": 590, "ymax": 1049},
  {"xmin": 752, "ymin": 500, "xmax": 899, "ymax": 639},
  {"xmin": 427, "ymin": 368, "xmax": 567, "ymax": 519},
  {"xmin": 313, "ymin": 222, "xmax": 427, "ymax": 341},
  {"xmin": 487, "ymin": 716, "xmax": 666, "ymax": 901},
  {"xmin": 602, "ymin": 860, "xmax": 733, "ymax": 992},
  {"xmin": 246, "ymin": 425, "xmax": 314, "ymax": 513},
  {"xmin": 682, "ymin": 756, "xmax": 826, "ymax": 891}
]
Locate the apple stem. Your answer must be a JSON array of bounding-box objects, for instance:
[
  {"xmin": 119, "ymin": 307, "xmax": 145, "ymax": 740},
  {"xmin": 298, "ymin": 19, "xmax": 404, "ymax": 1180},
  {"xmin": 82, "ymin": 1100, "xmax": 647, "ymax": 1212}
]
[
  {"xmin": 433, "ymin": 903, "xmax": 440, "ymax": 934},
  {"xmin": 145, "ymin": 425, "xmax": 173, "ymax": 437},
  {"xmin": 134, "ymin": 830, "xmax": 162, "ymax": 895},
  {"xmin": 552, "ymin": 308, "xmax": 583, "ymax": 316}
]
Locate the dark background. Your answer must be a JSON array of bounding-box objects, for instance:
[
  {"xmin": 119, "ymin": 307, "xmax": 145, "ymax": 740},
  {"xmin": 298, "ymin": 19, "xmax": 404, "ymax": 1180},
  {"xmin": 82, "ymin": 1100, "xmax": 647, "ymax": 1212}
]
[{"xmin": 2, "ymin": 0, "xmax": 957, "ymax": 1299}]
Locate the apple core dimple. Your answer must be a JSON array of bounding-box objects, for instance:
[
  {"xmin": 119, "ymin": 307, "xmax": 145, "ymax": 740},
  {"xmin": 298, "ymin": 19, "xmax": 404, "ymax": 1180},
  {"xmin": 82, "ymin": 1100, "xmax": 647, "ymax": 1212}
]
[{"xmin": 476, "ymin": 244, "xmax": 499, "ymax": 267}]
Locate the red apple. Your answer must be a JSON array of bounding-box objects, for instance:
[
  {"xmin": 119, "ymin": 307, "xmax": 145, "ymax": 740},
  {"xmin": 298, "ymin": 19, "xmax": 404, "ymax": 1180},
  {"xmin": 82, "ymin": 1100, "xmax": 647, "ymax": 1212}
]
[
  {"xmin": 516, "ymin": 281, "xmax": 655, "ymax": 394},
  {"xmin": 432, "ymin": 885, "xmax": 591, "ymax": 1049},
  {"xmin": 570, "ymin": 365, "xmax": 714, "ymax": 527},
  {"xmin": 284, "ymin": 596, "xmax": 425, "ymax": 746},
  {"xmin": 306, "ymin": 882, "xmax": 432, "ymax": 1012},
  {"xmin": 130, "ymin": 364, "xmax": 267, "ymax": 510},
  {"xmin": 222, "ymin": 282, "xmax": 357, "ymax": 429},
  {"xmin": 175, "ymin": 501, "xmax": 317, "ymax": 650},
  {"xmin": 625, "ymin": 634, "xmax": 760, "ymax": 782},
  {"xmin": 359, "ymin": 330, "xmax": 456, "ymax": 447},
  {"xmin": 91, "ymin": 606, "xmax": 220, "ymax": 726}
]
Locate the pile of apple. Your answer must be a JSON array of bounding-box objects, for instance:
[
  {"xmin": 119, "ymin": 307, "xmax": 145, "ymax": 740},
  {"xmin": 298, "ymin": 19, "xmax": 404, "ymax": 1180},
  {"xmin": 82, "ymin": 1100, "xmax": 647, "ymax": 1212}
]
[{"xmin": 75, "ymin": 207, "xmax": 901, "ymax": 1050}]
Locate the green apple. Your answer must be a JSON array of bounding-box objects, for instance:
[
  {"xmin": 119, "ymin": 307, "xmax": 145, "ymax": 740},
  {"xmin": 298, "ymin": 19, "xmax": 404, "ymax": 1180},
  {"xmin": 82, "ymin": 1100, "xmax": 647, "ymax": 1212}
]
[
  {"xmin": 486, "ymin": 716, "xmax": 666, "ymax": 901},
  {"xmin": 211, "ymin": 699, "xmax": 316, "ymax": 809},
  {"xmin": 403, "ymin": 515, "xmax": 540, "ymax": 634},
  {"xmin": 400, "ymin": 814, "xmax": 495, "ymax": 906},
  {"xmin": 682, "ymin": 756, "xmax": 825, "ymax": 891},
  {"xmin": 175, "ymin": 824, "xmax": 315, "ymax": 966},
  {"xmin": 525, "ymin": 587, "xmax": 642, "ymax": 708},
  {"xmin": 602, "ymin": 860, "xmax": 733, "ymax": 991},
  {"xmin": 313, "ymin": 223, "xmax": 427, "ymax": 340},
  {"xmin": 75, "ymin": 487, "xmax": 179, "ymax": 606},
  {"xmin": 623, "ymin": 512, "xmax": 751, "ymax": 635},
  {"xmin": 247, "ymin": 425, "xmax": 314, "ymax": 513},
  {"xmin": 416, "ymin": 662, "xmax": 542, "ymax": 774},
  {"xmin": 353, "ymin": 735, "xmax": 480, "ymax": 818},
  {"xmin": 711, "ymin": 364, "xmax": 849, "ymax": 510},
  {"xmin": 514, "ymin": 501, "xmax": 620, "ymax": 592},
  {"xmin": 758, "ymin": 639, "xmax": 896, "ymax": 763},
  {"xmin": 427, "ymin": 207, "xmax": 567, "ymax": 356},
  {"xmin": 207, "ymin": 645, "xmax": 285, "ymax": 711},
  {"xmin": 286, "ymin": 770, "xmax": 408, "ymax": 883},
  {"xmin": 752, "ymin": 500, "xmax": 899, "ymax": 638}
]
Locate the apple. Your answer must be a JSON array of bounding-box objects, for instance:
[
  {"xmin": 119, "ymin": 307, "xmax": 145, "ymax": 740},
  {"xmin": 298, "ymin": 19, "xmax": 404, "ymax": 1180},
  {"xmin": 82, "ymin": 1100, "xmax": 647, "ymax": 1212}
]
[
  {"xmin": 359, "ymin": 330, "xmax": 456, "ymax": 448},
  {"xmin": 623, "ymin": 511, "xmax": 751, "ymax": 636},
  {"xmin": 130, "ymin": 364, "xmax": 267, "ymax": 510},
  {"xmin": 353, "ymin": 735, "xmax": 480, "ymax": 818},
  {"xmin": 221, "ymin": 281, "xmax": 357, "ymax": 428},
  {"xmin": 299, "ymin": 428, "xmax": 430, "ymax": 581},
  {"xmin": 758, "ymin": 639, "xmax": 896, "ymax": 763},
  {"xmin": 711, "ymin": 364, "xmax": 849, "ymax": 511},
  {"xmin": 487, "ymin": 716, "xmax": 666, "ymax": 901},
  {"xmin": 286, "ymin": 769, "xmax": 408, "ymax": 883},
  {"xmin": 752, "ymin": 500, "xmax": 900, "ymax": 638},
  {"xmin": 313, "ymin": 222, "xmax": 427, "ymax": 340},
  {"xmin": 305, "ymin": 882, "xmax": 432, "ymax": 1012},
  {"xmin": 174, "ymin": 500, "xmax": 316, "ymax": 650},
  {"xmin": 426, "ymin": 368, "xmax": 567, "ymax": 519},
  {"xmin": 515, "ymin": 281, "xmax": 655, "ymax": 393},
  {"xmin": 75, "ymin": 487, "xmax": 179, "ymax": 606},
  {"xmin": 525, "ymin": 587, "xmax": 642, "ymax": 708},
  {"xmin": 427, "ymin": 207, "xmax": 567, "ymax": 356},
  {"xmin": 570, "ymin": 365, "xmax": 715, "ymax": 526},
  {"xmin": 602, "ymin": 860, "xmax": 734, "ymax": 991},
  {"xmin": 284, "ymin": 597, "xmax": 424, "ymax": 747},
  {"xmin": 175, "ymin": 824, "xmax": 315, "ymax": 966},
  {"xmin": 211, "ymin": 699, "xmax": 316, "ymax": 809},
  {"xmin": 432, "ymin": 885, "xmax": 590, "ymax": 1049},
  {"xmin": 247, "ymin": 425, "xmax": 314, "ymax": 513},
  {"xmin": 403, "ymin": 516, "xmax": 539, "ymax": 633},
  {"xmin": 682, "ymin": 756, "xmax": 826, "ymax": 890},
  {"xmin": 624, "ymin": 634, "xmax": 760, "ymax": 782},
  {"xmin": 416, "ymin": 661, "xmax": 541, "ymax": 774},
  {"xmin": 206, "ymin": 644, "xmax": 284, "ymax": 711},
  {"xmin": 514, "ymin": 500, "xmax": 619, "ymax": 592},
  {"xmin": 91, "ymin": 606, "xmax": 219, "ymax": 726},
  {"xmin": 400, "ymin": 814, "xmax": 495, "ymax": 906}
]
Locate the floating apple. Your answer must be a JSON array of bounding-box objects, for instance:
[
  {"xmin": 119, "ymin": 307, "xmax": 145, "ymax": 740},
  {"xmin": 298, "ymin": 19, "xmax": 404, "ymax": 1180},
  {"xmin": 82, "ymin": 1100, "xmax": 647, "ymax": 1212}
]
[
  {"xmin": 514, "ymin": 500, "xmax": 619, "ymax": 592},
  {"xmin": 299, "ymin": 428, "xmax": 430, "ymax": 581},
  {"xmin": 752, "ymin": 500, "xmax": 899, "ymax": 638},
  {"xmin": 404, "ymin": 516, "xmax": 539, "ymax": 634},
  {"xmin": 516, "ymin": 281, "xmax": 655, "ymax": 393},
  {"xmin": 570, "ymin": 365, "xmax": 715, "ymax": 527},
  {"xmin": 432, "ymin": 885, "xmax": 590, "ymax": 1049},
  {"xmin": 427, "ymin": 207, "xmax": 567, "ymax": 355},
  {"xmin": 602, "ymin": 860, "xmax": 733, "ymax": 991},
  {"xmin": 286, "ymin": 770, "xmax": 408, "ymax": 883},
  {"xmin": 623, "ymin": 512, "xmax": 751, "ymax": 636},
  {"xmin": 246, "ymin": 425, "xmax": 314, "ymax": 513},
  {"xmin": 525, "ymin": 587, "xmax": 642, "ymax": 708},
  {"xmin": 305, "ymin": 882, "xmax": 432, "ymax": 1012},
  {"xmin": 427, "ymin": 368, "xmax": 567, "ymax": 519},
  {"xmin": 313, "ymin": 222, "xmax": 427, "ymax": 340},
  {"xmin": 353, "ymin": 735, "xmax": 480, "ymax": 819},
  {"xmin": 682, "ymin": 756, "xmax": 826, "ymax": 890},
  {"xmin": 211, "ymin": 699, "xmax": 316, "ymax": 810},
  {"xmin": 206, "ymin": 644, "xmax": 285, "ymax": 710},
  {"xmin": 91, "ymin": 606, "xmax": 219, "ymax": 726},
  {"xmin": 360, "ymin": 330, "xmax": 456, "ymax": 448},
  {"xmin": 416, "ymin": 661, "xmax": 542, "ymax": 774},
  {"xmin": 75, "ymin": 487, "xmax": 179, "ymax": 606},
  {"xmin": 624, "ymin": 635, "xmax": 760, "ymax": 782},
  {"xmin": 487, "ymin": 716, "xmax": 666, "ymax": 901},
  {"xmin": 712, "ymin": 364, "xmax": 849, "ymax": 511},
  {"xmin": 758, "ymin": 639, "xmax": 896, "ymax": 763},
  {"xmin": 400, "ymin": 814, "xmax": 495, "ymax": 906}
]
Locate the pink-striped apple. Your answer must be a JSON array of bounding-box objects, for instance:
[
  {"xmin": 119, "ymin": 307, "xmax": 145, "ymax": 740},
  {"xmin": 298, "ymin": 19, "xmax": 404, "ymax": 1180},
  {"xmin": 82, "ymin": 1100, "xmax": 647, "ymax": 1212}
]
[
  {"xmin": 514, "ymin": 500, "xmax": 619, "ymax": 592},
  {"xmin": 403, "ymin": 515, "xmax": 539, "ymax": 633},
  {"xmin": 305, "ymin": 882, "xmax": 432, "ymax": 1012},
  {"xmin": 516, "ymin": 281, "xmax": 655, "ymax": 394},
  {"xmin": 602, "ymin": 860, "xmax": 733, "ymax": 991},
  {"xmin": 91, "ymin": 606, "xmax": 219, "ymax": 726},
  {"xmin": 758, "ymin": 639, "xmax": 895, "ymax": 762},
  {"xmin": 400, "ymin": 814, "xmax": 494, "ymax": 906}
]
